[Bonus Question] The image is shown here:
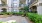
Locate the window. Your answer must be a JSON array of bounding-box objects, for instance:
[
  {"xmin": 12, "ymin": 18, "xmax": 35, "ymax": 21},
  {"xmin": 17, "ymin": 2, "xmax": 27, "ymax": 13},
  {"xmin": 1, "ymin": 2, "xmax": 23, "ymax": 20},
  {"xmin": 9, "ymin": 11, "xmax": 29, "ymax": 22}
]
[
  {"xmin": 39, "ymin": 3, "xmax": 42, "ymax": 6},
  {"xmin": 13, "ymin": 0, "xmax": 17, "ymax": 3},
  {"xmin": 13, "ymin": 0, "xmax": 17, "ymax": 1},
  {"xmin": 14, "ymin": 9, "xmax": 19, "ymax": 12},
  {"xmin": 14, "ymin": 3, "xmax": 17, "ymax": 7},
  {"xmin": 14, "ymin": 4, "xmax": 17, "ymax": 5}
]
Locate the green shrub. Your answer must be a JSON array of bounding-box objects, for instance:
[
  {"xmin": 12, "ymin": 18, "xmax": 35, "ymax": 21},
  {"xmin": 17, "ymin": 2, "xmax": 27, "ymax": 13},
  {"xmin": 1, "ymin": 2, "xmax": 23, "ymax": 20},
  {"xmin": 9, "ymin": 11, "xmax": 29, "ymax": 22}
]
[
  {"xmin": 0, "ymin": 12, "xmax": 3, "ymax": 15},
  {"xmin": 27, "ymin": 13, "xmax": 42, "ymax": 23},
  {"xmin": 0, "ymin": 21, "xmax": 2, "ymax": 23},
  {"xmin": 19, "ymin": 6, "xmax": 29, "ymax": 12},
  {"xmin": 8, "ymin": 12, "xmax": 13, "ymax": 15},
  {"xmin": 13, "ymin": 12, "xmax": 24, "ymax": 15},
  {"xmin": 1, "ymin": 12, "xmax": 7, "ymax": 15},
  {"xmin": 18, "ymin": 12, "xmax": 24, "ymax": 15},
  {"xmin": 0, "ymin": 12, "xmax": 24, "ymax": 15},
  {"xmin": 0, "ymin": 12, "xmax": 13, "ymax": 15}
]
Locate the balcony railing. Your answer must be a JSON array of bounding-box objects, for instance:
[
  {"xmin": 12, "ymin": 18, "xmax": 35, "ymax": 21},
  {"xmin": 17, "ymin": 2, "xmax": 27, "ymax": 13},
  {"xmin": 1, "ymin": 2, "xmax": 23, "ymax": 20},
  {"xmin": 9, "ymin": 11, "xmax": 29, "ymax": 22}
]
[
  {"xmin": 0, "ymin": 4, "xmax": 7, "ymax": 7},
  {"xmin": 29, "ymin": 0, "xmax": 38, "ymax": 7}
]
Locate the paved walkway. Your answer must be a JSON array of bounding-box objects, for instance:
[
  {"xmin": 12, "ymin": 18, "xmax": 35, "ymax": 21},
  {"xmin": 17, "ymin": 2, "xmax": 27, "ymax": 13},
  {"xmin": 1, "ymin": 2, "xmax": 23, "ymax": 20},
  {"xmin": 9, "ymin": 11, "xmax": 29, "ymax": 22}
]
[{"xmin": 0, "ymin": 15, "xmax": 28, "ymax": 23}]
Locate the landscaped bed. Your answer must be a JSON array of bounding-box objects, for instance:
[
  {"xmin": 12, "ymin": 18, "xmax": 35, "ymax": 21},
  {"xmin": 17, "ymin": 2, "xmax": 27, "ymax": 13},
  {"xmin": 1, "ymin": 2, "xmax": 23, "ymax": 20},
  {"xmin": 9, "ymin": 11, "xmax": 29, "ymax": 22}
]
[{"xmin": 27, "ymin": 13, "xmax": 42, "ymax": 23}]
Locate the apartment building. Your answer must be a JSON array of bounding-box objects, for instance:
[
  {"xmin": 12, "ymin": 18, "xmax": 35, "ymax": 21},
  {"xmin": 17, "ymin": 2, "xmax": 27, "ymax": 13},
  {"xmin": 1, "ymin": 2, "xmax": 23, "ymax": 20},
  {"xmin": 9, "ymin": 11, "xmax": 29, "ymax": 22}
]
[
  {"xmin": 0, "ymin": 0, "xmax": 7, "ymax": 12},
  {"xmin": 0, "ymin": 0, "xmax": 29, "ymax": 12},
  {"xmin": 7, "ymin": 0, "xmax": 20, "ymax": 12},
  {"xmin": 0, "ymin": 0, "xmax": 1, "ymax": 4},
  {"xmin": 29, "ymin": 0, "xmax": 42, "ymax": 15}
]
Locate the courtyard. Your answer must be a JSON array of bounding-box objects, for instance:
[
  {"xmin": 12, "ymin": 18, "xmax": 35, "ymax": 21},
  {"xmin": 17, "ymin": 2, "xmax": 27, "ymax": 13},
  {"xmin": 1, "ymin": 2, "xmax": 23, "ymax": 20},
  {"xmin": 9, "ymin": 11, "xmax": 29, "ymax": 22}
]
[
  {"xmin": 0, "ymin": 0, "xmax": 42, "ymax": 23},
  {"xmin": 0, "ymin": 15, "xmax": 32, "ymax": 23}
]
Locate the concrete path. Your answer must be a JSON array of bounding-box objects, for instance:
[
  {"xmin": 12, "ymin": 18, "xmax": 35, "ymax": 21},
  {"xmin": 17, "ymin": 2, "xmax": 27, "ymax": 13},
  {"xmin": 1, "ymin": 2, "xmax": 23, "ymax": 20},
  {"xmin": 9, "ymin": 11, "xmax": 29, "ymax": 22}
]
[{"xmin": 0, "ymin": 16, "xmax": 28, "ymax": 23}]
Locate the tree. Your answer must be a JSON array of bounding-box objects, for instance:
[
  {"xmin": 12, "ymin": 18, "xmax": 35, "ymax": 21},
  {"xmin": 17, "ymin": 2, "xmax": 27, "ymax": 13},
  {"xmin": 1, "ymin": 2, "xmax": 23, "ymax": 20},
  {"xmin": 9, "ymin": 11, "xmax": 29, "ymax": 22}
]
[{"xmin": 19, "ymin": 6, "xmax": 29, "ymax": 12}]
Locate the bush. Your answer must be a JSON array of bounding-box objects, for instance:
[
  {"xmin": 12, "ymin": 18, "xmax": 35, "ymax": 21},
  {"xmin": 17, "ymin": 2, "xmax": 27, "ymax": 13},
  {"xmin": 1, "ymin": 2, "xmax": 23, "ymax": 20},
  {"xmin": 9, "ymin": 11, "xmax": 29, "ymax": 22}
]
[
  {"xmin": 19, "ymin": 6, "xmax": 29, "ymax": 12},
  {"xmin": 0, "ymin": 12, "xmax": 24, "ymax": 15},
  {"xmin": 7, "ymin": 12, "xmax": 13, "ymax": 15},
  {"xmin": 27, "ymin": 13, "xmax": 42, "ymax": 23},
  {"xmin": 0, "ymin": 12, "xmax": 8, "ymax": 15},
  {"xmin": 0, "ymin": 12, "xmax": 3, "ymax": 15},
  {"xmin": 18, "ymin": 12, "xmax": 24, "ymax": 15},
  {"xmin": 0, "ymin": 12, "xmax": 13, "ymax": 15},
  {"xmin": 13, "ymin": 12, "xmax": 24, "ymax": 15}
]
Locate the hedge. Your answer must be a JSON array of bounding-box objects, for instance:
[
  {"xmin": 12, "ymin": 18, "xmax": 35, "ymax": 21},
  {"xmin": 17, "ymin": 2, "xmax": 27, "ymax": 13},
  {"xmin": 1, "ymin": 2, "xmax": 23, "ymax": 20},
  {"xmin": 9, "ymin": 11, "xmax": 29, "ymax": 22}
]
[
  {"xmin": 0, "ymin": 12, "xmax": 24, "ymax": 15},
  {"xmin": 27, "ymin": 13, "xmax": 42, "ymax": 23}
]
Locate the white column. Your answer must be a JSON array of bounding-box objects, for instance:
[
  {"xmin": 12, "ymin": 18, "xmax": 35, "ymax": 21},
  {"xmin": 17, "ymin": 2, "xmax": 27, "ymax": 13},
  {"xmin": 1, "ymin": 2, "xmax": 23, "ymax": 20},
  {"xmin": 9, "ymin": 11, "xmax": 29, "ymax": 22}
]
[
  {"xmin": 37, "ymin": 0, "xmax": 42, "ymax": 15},
  {"xmin": 7, "ymin": 0, "xmax": 12, "ymax": 12},
  {"xmin": 37, "ymin": 5, "xmax": 42, "ymax": 15},
  {"xmin": 29, "ymin": 0, "xmax": 31, "ymax": 3},
  {"xmin": 7, "ymin": 8, "xmax": 12, "ymax": 12},
  {"xmin": 26, "ymin": 0, "xmax": 28, "ymax": 6},
  {"xmin": 7, "ymin": 0, "xmax": 11, "ymax": 7},
  {"xmin": 13, "ymin": 0, "xmax": 19, "ymax": 12},
  {"xmin": 0, "ymin": 0, "xmax": 2, "ymax": 4},
  {"xmin": 17, "ymin": 0, "xmax": 19, "ymax": 7}
]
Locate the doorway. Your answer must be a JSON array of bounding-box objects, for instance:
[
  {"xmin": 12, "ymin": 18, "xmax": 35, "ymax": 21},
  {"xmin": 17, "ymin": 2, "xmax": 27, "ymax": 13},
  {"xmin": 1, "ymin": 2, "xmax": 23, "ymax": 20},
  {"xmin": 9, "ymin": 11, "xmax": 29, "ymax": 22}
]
[
  {"xmin": 30, "ymin": 6, "xmax": 37, "ymax": 13},
  {"xmin": 1, "ymin": 8, "xmax": 7, "ymax": 12}
]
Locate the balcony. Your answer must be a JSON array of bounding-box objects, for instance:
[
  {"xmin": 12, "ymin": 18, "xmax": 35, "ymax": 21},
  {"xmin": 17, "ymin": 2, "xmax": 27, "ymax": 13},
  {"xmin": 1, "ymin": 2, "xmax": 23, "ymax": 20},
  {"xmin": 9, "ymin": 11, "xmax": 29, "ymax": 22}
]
[
  {"xmin": 29, "ymin": 0, "xmax": 38, "ymax": 8},
  {"xmin": 0, "ymin": 4, "xmax": 8, "ymax": 9},
  {"xmin": 0, "ymin": 4, "xmax": 7, "ymax": 7},
  {"xmin": 0, "ymin": 0, "xmax": 7, "ymax": 7}
]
